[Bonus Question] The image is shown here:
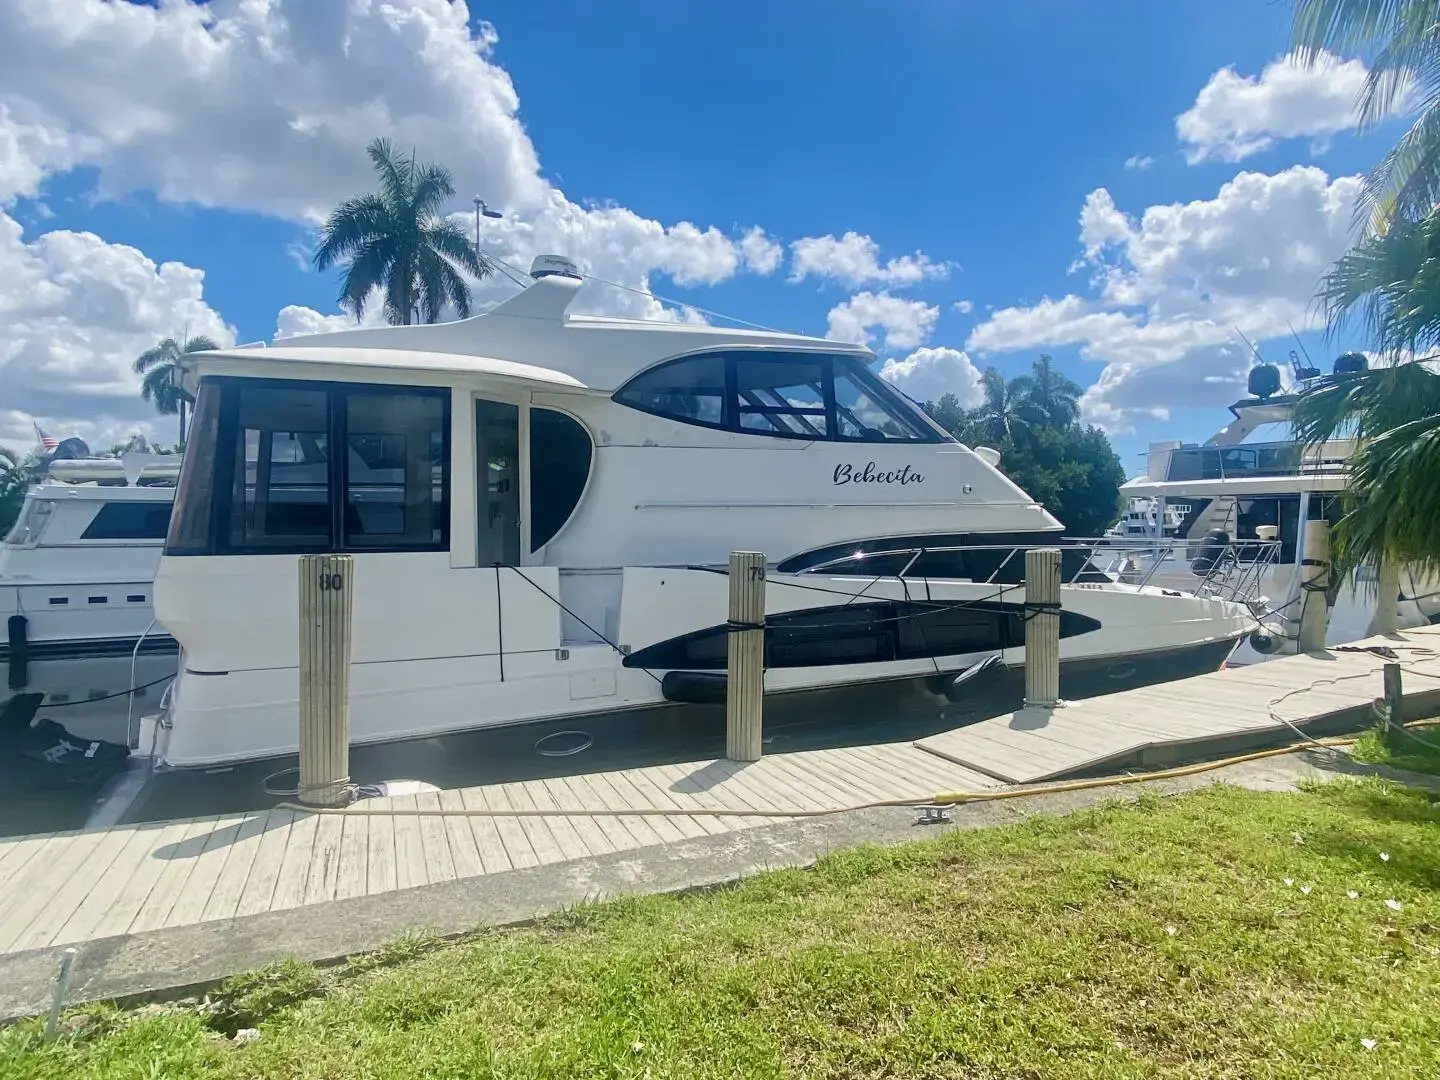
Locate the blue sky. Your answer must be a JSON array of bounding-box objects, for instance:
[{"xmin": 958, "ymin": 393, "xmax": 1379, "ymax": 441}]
[{"xmin": 0, "ymin": 0, "xmax": 1407, "ymax": 472}]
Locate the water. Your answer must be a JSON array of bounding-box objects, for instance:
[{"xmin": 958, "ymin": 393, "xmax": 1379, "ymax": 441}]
[{"xmin": 1, "ymin": 649, "xmax": 179, "ymax": 838}]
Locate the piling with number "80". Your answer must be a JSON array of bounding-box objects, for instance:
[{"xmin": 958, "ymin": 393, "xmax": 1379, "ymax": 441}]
[{"xmin": 298, "ymin": 553, "xmax": 354, "ymax": 807}]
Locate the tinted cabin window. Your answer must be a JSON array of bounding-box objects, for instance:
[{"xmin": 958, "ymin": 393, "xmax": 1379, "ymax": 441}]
[
  {"xmin": 80, "ymin": 502, "xmax": 173, "ymax": 540},
  {"xmin": 614, "ymin": 353, "xmax": 726, "ymax": 430},
  {"xmin": 734, "ymin": 357, "xmax": 827, "ymax": 437},
  {"xmin": 228, "ymin": 386, "xmax": 331, "ymax": 550},
  {"xmin": 832, "ymin": 362, "xmax": 931, "ymax": 441},
  {"xmin": 166, "ymin": 376, "xmax": 450, "ymax": 555},
  {"xmin": 613, "ymin": 352, "xmax": 948, "ymax": 443},
  {"xmin": 165, "ymin": 380, "xmax": 221, "ymax": 554},
  {"xmin": 344, "ymin": 391, "xmax": 447, "ymax": 548},
  {"xmin": 529, "ymin": 409, "xmax": 593, "ymax": 550}
]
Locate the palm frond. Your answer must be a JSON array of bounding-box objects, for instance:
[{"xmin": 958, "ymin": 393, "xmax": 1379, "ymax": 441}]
[
  {"xmin": 1293, "ymin": 360, "xmax": 1440, "ymax": 576},
  {"xmin": 411, "ymin": 162, "xmax": 457, "ymax": 220},
  {"xmin": 1358, "ymin": 106, "xmax": 1440, "ymax": 229},
  {"xmin": 182, "ymin": 335, "xmax": 219, "ymax": 355},
  {"xmin": 133, "ymin": 338, "xmax": 179, "ymax": 375},
  {"xmin": 1291, "ymin": 0, "xmax": 1438, "ymax": 62},
  {"xmin": 338, "ymin": 239, "xmax": 393, "ymax": 319},
  {"xmin": 366, "ymin": 137, "xmax": 413, "ymax": 210},
  {"xmin": 423, "ymin": 220, "xmax": 488, "ymax": 276},
  {"xmin": 313, "ymin": 195, "xmax": 393, "ymax": 270}
]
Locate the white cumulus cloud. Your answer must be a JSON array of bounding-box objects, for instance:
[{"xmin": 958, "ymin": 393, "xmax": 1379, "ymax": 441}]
[
  {"xmin": 1176, "ymin": 50, "xmax": 1407, "ymax": 164},
  {"xmin": 789, "ymin": 231, "xmax": 950, "ymax": 288},
  {"xmin": 0, "ymin": 208, "xmax": 234, "ymax": 452},
  {"xmin": 826, "ymin": 292, "xmax": 939, "ymax": 353},
  {"xmin": 967, "ymin": 165, "xmax": 1360, "ymax": 432},
  {"xmin": 879, "ymin": 347, "xmax": 983, "ymax": 407}
]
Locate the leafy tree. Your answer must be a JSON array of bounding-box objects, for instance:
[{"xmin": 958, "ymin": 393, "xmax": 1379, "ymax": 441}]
[
  {"xmin": 997, "ymin": 423, "xmax": 1126, "ymax": 537},
  {"xmin": 1010, "ymin": 354, "xmax": 1082, "ymax": 428},
  {"xmin": 967, "ymin": 367, "xmax": 1044, "ymax": 445},
  {"xmin": 919, "ymin": 361, "xmax": 1124, "ymax": 537},
  {"xmin": 134, "ymin": 335, "xmax": 218, "ymax": 442},
  {"xmin": 0, "ymin": 447, "xmax": 44, "ymax": 537},
  {"xmin": 314, "ymin": 138, "xmax": 494, "ymax": 325}
]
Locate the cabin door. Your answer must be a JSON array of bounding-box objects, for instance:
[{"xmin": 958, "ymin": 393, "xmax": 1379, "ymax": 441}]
[{"xmin": 474, "ymin": 399, "xmax": 522, "ymax": 565}]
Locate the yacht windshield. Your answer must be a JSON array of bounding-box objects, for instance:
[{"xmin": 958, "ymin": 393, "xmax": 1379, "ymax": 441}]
[{"xmin": 614, "ymin": 351, "xmax": 950, "ymax": 443}]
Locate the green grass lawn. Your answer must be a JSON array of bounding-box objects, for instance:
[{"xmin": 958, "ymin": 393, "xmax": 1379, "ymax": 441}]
[
  {"xmin": 4, "ymin": 779, "xmax": 1439, "ymax": 1079},
  {"xmin": 1351, "ymin": 722, "xmax": 1440, "ymax": 778}
]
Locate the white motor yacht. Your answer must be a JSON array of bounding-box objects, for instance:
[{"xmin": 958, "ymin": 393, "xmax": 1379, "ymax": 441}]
[
  {"xmin": 2, "ymin": 453, "xmax": 177, "ymax": 660},
  {"xmin": 1120, "ymin": 355, "xmax": 1440, "ymax": 659},
  {"xmin": 148, "ymin": 256, "xmax": 1260, "ymax": 769}
]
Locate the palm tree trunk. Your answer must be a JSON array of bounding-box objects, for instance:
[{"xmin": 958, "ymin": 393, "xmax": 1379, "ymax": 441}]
[{"xmin": 179, "ymin": 398, "xmax": 188, "ymax": 446}]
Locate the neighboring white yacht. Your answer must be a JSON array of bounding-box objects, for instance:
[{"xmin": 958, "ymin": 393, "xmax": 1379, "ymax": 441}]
[
  {"xmin": 147, "ymin": 256, "xmax": 1260, "ymax": 769},
  {"xmin": 1106, "ymin": 496, "xmax": 1189, "ymax": 540},
  {"xmin": 1120, "ymin": 355, "xmax": 1440, "ymax": 657},
  {"xmin": 1, "ymin": 453, "xmax": 177, "ymax": 658}
]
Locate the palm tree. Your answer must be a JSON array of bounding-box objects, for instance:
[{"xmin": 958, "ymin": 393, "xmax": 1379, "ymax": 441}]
[
  {"xmin": 1292, "ymin": 359, "xmax": 1440, "ymax": 576},
  {"xmin": 1292, "ymin": 0, "xmax": 1440, "ymax": 232},
  {"xmin": 134, "ymin": 334, "xmax": 219, "ymax": 443},
  {"xmin": 313, "ymin": 138, "xmax": 493, "ymax": 325},
  {"xmin": 1010, "ymin": 354, "xmax": 1082, "ymax": 428},
  {"xmin": 0, "ymin": 446, "xmax": 42, "ymax": 536},
  {"xmin": 967, "ymin": 367, "xmax": 1042, "ymax": 445}
]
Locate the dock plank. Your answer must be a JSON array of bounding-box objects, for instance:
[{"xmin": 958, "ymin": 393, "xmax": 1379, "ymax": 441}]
[
  {"xmin": 88, "ymin": 817, "xmax": 195, "ymax": 940},
  {"xmin": 0, "ymin": 830, "xmax": 119, "ymax": 952},
  {"xmin": 267, "ymin": 812, "xmax": 321, "ymax": 913},
  {"xmin": 127, "ymin": 817, "xmax": 224, "ymax": 934},
  {"xmin": 363, "ymin": 810, "xmax": 397, "ymax": 896},
  {"xmin": 234, "ymin": 810, "xmax": 296, "ymax": 918},
  {"xmin": 389, "ymin": 796, "xmax": 430, "ymax": 891},
  {"xmin": 437, "ymin": 789, "xmax": 484, "ymax": 880},
  {"xmin": 47, "ymin": 823, "xmax": 169, "ymax": 948},
  {"xmin": 458, "ymin": 786, "xmax": 512, "ymax": 875},
  {"xmin": 301, "ymin": 813, "xmax": 347, "ymax": 907},
  {"xmin": 335, "ymin": 814, "xmax": 370, "ymax": 901},
  {"xmin": 162, "ymin": 816, "xmax": 252, "ymax": 928},
  {"xmin": 201, "ymin": 814, "xmax": 274, "ymax": 924},
  {"xmin": 413, "ymin": 793, "xmax": 457, "ymax": 886}
]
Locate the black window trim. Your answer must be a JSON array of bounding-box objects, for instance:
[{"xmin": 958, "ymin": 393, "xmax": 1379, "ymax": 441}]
[
  {"xmin": 614, "ymin": 349, "xmax": 950, "ymax": 444},
  {"xmin": 209, "ymin": 375, "xmax": 452, "ymax": 557}
]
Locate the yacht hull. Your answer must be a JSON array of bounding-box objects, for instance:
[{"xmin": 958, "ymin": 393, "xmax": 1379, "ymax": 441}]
[{"xmin": 152, "ymin": 559, "xmax": 1255, "ymax": 769}]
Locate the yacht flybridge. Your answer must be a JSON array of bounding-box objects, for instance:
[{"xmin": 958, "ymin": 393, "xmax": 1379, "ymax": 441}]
[
  {"xmin": 149, "ymin": 256, "xmax": 1258, "ymax": 769},
  {"xmin": 1121, "ymin": 355, "xmax": 1440, "ymax": 655}
]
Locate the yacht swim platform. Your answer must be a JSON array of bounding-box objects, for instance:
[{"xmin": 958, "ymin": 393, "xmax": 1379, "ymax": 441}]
[{"xmin": 0, "ymin": 625, "xmax": 1437, "ymax": 998}]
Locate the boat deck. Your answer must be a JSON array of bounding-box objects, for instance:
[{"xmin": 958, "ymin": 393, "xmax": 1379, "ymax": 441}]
[{"xmin": 2, "ymin": 626, "xmax": 1437, "ymax": 963}]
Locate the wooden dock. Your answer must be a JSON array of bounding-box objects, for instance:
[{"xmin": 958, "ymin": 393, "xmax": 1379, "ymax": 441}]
[
  {"xmin": 917, "ymin": 627, "xmax": 1440, "ymax": 783},
  {"xmin": 1, "ymin": 626, "xmax": 1437, "ymax": 963},
  {"xmin": 0, "ymin": 741, "xmax": 1000, "ymax": 957}
]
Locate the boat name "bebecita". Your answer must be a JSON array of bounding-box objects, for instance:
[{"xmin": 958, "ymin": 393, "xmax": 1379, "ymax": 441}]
[{"xmin": 833, "ymin": 462, "xmax": 925, "ymax": 486}]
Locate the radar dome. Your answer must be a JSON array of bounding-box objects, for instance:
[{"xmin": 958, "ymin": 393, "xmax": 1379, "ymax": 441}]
[{"xmin": 1247, "ymin": 363, "xmax": 1282, "ymax": 401}]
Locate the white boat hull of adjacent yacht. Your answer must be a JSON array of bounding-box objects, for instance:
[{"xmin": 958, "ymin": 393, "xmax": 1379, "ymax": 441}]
[
  {"xmin": 153, "ymin": 556, "xmax": 1253, "ymax": 768},
  {"xmin": 1, "ymin": 484, "xmax": 173, "ymax": 656}
]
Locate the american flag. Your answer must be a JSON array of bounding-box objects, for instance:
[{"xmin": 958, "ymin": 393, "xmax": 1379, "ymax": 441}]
[{"xmin": 33, "ymin": 422, "xmax": 57, "ymax": 450}]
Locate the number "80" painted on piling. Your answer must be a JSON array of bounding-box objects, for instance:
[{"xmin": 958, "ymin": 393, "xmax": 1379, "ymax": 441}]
[{"xmin": 317, "ymin": 573, "xmax": 345, "ymax": 592}]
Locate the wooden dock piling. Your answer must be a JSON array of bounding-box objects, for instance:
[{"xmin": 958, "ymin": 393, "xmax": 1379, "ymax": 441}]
[
  {"xmin": 725, "ymin": 550, "xmax": 766, "ymax": 762},
  {"xmin": 1297, "ymin": 520, "xmax": 1331, "ymax": 654},
  {"xmin": 298, "ymin": 554, "xmax": 354, "ymax": 807},
  {"xmin": 1024, "ymin": 548, "xmax": 1062, "ymax": 708}
]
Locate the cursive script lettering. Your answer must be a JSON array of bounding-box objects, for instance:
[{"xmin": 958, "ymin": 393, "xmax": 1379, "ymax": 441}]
[{"xmin": 833, "ymin": 462, "xmax": 925, "ymax": 486}]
